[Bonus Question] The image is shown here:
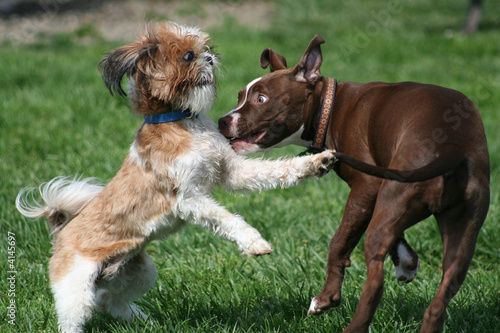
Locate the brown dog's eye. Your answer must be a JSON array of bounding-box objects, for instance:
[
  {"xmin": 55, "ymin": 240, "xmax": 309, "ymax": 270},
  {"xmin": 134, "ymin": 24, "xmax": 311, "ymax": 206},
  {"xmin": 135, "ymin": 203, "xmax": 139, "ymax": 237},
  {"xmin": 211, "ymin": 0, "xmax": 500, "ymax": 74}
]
[
  {"xmin": 183, "ymin": 51, "xmax": 195, "ymax": 62},
  {"xmin": 258, "ymin": 94, "xmax": 268, "ymax": 104}
]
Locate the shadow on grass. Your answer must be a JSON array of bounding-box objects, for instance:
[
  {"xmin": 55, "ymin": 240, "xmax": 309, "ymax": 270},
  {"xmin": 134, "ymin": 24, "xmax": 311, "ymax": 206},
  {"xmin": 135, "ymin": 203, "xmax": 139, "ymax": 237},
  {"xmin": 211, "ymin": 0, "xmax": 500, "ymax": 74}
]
[
  {"xmin": 86, "ymin": 289, "xmax": 356, "ymax": 332},
  {"xmin": 40, "ymin": 270, "xmax": 500, "ymax": 332}
]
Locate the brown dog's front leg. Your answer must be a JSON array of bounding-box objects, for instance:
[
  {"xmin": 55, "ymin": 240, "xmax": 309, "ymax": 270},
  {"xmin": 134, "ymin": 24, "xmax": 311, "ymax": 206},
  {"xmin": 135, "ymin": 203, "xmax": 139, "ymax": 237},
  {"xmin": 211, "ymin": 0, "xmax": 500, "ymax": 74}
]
[{"xmin": 308, "ymin": 185, "xmax": 376, "ymax": 315}]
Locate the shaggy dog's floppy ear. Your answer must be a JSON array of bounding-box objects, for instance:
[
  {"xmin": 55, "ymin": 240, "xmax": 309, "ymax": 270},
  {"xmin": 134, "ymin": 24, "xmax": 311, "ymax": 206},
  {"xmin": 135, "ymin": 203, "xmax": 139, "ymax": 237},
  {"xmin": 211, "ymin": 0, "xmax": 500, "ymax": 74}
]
[
  {"xmin": 260, "ymin": 48, "xmax": 287, "ymax": 72},
  {"xmin": 99, "ymin": 42, "xmax": 159, "ymax": 97}
]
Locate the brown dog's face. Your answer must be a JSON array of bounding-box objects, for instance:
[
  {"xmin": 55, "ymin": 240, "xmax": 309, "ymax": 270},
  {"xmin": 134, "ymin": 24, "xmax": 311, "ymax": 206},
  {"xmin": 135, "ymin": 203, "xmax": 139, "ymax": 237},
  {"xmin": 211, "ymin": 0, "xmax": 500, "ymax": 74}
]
[
  {"xmin": 219, "ymin": 73, "xmax": 310, "ymax": 154},
  {"xmin": 99, "ymin": 22, "xmax": 219, "ymax": 115},
  {"xmin": 218, "ymin": 35, "xmax": 325, "ymax": 155}
]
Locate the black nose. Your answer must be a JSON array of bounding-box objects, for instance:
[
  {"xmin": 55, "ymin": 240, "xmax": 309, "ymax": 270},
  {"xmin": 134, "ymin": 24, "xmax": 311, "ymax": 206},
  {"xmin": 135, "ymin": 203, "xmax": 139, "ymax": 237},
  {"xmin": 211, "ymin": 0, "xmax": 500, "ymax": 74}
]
[
  {"xmin": 218, "ymin": 116, "xmax": 230, "ymax": 130},
  {"xmin": 205, "ymin": 56, "xmax": 214, "ymax": 66}
]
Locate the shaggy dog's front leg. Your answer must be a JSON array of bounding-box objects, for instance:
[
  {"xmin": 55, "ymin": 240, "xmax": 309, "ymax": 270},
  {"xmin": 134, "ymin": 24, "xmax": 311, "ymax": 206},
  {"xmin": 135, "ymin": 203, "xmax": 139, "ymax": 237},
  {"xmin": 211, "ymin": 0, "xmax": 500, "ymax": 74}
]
[
  {"xmin": 177, "ymin": 197, "xmax": 272, "ymax": 256},
  {"xmin": 221, "ymin": 149, "xmax": 336, "ymax": 192}
]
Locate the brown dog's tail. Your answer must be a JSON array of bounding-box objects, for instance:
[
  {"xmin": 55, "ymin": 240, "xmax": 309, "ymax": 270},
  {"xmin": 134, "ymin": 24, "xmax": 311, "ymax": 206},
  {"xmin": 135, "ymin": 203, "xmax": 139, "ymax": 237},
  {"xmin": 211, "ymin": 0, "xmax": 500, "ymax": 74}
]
[
  {"xmin": 334, "ymin": 150, "xmax": 465, "ymax": 183},
  {"xmin": 16, "ymin": 177, "xmax": 103, "ymax": 234}
]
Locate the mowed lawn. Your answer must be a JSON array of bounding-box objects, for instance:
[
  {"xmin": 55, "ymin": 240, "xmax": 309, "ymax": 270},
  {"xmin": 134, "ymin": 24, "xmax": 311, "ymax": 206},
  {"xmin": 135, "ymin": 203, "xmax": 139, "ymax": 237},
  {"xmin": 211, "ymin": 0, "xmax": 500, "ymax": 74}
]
[{"xmin": 0, "ymin": 0, "xmax": 499, "ymax": 332}]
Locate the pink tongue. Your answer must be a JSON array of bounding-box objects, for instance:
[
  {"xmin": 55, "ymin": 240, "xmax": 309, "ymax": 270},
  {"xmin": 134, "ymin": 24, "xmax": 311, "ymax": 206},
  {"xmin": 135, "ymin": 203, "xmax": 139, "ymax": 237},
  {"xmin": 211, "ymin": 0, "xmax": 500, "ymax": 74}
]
[
  {"xmin": 231, "ymin": 140, "xmax": 256, "ymax": 152},
  {"xmin": 231, "ymin": 131, "xmax": 266, "ymax": 152}
]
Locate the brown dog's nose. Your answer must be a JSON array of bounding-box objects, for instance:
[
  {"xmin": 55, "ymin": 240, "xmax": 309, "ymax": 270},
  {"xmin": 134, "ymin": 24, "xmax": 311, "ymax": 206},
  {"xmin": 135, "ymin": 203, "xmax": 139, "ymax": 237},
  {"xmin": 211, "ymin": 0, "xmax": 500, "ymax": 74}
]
[{"xmin": 218, "ymin": 115, "xmax": 231, "ymax": 132}]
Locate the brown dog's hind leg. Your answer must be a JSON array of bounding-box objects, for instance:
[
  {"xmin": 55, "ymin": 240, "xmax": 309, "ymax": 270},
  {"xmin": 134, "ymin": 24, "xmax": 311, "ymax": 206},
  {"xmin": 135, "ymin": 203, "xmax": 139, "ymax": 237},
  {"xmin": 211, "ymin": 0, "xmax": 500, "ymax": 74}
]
[
  {"xmin": 308, "ymin": 184, "xmax": 377, "ymax": 315},
  {"xmin": 308, "ymin": 181, "xmax": 419, "ymax": 316},
  {"xmin": 420, "ymin": 184, "xmax": 489, "ymax": 333},
  {"xmin": 343, "ymin": 182, "xmax": 429, "ymax": 333}
]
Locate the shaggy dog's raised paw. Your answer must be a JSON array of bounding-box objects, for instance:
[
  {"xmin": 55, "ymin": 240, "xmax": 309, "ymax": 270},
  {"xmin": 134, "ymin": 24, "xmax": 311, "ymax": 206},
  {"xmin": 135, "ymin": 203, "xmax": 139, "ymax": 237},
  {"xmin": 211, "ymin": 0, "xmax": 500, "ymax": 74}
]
[{"xmin": 311, "ymin": 149, "xmax": 337, "ymax": 177}]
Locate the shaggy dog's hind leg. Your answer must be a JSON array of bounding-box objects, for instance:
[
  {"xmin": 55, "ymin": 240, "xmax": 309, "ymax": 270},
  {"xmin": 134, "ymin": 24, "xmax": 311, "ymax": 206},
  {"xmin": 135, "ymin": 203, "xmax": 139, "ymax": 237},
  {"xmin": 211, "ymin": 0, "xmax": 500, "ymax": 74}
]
[
  {"xmin": 51, "ymin": 254, "xmax": 100, "ymax": 333},
  {"xmin": 96, "ymin": 251, "xmax": 157, "ymax": 322}
]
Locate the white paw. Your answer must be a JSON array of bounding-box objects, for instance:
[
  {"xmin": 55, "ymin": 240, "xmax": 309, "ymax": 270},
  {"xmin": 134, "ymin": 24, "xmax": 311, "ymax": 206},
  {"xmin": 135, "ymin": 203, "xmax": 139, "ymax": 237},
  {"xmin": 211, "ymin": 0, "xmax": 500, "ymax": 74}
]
[
  {"xmin": 235, "ymin": 227, "xmax": 273, "ymax": 256},
  {"xmin": 395, "ymin": 258, "xmax": 419, "ymax": 283},
  {"xmin": 394, "ymin": 241, "xmax": 419, "ymax": 283},
  {"xmin": 242, "ymin": 238, "xmax": 273, "ymax": 256},
  {"xmin": 307, "ymin": 298, "xmax": 320, "ymax": 315},
  {"xmin": 317, "ymin": 149, "xmax": 337, "ymax": 169},
  {"xmin": 130, "ymin": 304, "xmax": 148, "ymax": 321},
  {"xmin": 305, "ymin": 149, "xmax": 336, "ymax": 178}
]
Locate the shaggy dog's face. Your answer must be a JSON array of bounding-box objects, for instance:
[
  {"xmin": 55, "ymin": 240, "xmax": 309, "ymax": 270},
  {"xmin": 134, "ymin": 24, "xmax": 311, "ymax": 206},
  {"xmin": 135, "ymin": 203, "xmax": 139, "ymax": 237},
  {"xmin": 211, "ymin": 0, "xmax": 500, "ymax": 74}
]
[{"xmin": 99, "ymin": 22, "xmax": 219, "ymax": 115}]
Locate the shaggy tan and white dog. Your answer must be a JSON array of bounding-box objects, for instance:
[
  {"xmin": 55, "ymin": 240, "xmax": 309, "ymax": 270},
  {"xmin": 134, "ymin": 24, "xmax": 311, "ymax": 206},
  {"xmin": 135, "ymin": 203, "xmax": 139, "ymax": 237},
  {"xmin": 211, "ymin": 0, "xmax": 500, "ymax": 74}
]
[{"xmin": 16, "ymin": 22, "xmax": 335, "ymax": 333}]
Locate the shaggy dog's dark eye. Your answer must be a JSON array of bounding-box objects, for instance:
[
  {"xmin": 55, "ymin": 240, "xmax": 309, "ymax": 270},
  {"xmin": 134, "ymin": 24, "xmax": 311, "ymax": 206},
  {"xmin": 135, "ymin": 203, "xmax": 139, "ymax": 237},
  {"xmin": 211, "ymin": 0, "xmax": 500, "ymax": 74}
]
[{"xmin": 183, "ymin": 51, "xmax": 195, "ymax": 62}]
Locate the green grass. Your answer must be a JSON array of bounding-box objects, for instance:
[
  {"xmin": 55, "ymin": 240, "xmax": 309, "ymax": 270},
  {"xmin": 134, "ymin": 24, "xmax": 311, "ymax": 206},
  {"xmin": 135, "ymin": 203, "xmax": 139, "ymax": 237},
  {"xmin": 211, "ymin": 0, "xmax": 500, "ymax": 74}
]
[{"xmin": 1, "ymin": 0, "xmax": 499, "ymax": 332}]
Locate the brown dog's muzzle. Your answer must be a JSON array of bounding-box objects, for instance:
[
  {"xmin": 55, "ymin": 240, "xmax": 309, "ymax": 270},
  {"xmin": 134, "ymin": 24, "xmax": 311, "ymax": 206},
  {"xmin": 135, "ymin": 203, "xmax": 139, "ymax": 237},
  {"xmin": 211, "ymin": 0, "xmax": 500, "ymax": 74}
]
[{"xmin": 218, "ymin": 114, "xmax": 236, "ymax": 138}]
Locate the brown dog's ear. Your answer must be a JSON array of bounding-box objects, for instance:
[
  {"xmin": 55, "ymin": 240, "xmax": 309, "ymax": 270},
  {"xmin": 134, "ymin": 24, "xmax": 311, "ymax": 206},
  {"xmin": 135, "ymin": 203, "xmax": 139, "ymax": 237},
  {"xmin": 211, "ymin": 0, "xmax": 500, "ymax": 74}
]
[
  {"xmin": 99, "ymin": 42, "xmax": 158, "ymax": 97},
  {"xmin": 260, "ymin": 48, "xmax": 288, "ymax": 72},
  {"xmin": 293, "ymin": 35, "xmax": 325, "ymax": 84}
]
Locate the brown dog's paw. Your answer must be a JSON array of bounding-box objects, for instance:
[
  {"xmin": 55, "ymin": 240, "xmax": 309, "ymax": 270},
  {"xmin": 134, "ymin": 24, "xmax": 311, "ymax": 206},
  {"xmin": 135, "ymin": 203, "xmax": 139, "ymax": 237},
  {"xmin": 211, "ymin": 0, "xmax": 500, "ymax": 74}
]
[{"xmin": 307, "ymin": 291, "xmax": 341, "ymax": 315}]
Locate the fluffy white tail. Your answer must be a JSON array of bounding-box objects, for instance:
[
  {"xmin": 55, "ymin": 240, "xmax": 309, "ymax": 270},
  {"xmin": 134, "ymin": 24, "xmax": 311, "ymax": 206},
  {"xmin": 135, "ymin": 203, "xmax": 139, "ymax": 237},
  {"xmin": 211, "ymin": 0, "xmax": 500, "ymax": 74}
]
[{"xmin": 16, "ymin": 176, "xmax": 104, "ymax": 232}]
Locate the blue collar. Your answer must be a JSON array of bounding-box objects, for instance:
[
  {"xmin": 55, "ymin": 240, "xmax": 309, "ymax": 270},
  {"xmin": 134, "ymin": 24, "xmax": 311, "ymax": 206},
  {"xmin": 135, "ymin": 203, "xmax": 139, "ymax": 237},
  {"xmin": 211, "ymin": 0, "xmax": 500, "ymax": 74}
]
[{"xmin": 144, "ymin": 109, "xmax": 193, "ymax": 124}]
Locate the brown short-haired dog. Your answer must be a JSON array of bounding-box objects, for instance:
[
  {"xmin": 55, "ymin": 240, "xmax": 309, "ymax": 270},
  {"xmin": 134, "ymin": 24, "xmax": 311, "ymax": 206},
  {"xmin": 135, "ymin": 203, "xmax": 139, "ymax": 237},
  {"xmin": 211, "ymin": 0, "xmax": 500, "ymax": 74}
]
[{"xmin": 219, "ymin": 35, "xmax": 490, "ymax": 333}]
